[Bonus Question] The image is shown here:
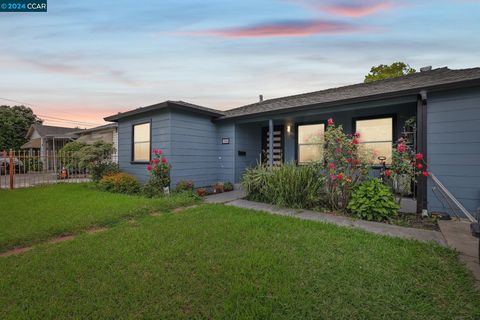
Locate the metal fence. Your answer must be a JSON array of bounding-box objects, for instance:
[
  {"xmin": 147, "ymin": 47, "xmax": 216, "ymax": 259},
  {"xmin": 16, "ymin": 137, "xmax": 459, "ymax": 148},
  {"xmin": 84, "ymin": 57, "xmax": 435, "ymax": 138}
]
[{"xmin": 1, "ymin": 150, "xmax": 95, "ymax": 189}]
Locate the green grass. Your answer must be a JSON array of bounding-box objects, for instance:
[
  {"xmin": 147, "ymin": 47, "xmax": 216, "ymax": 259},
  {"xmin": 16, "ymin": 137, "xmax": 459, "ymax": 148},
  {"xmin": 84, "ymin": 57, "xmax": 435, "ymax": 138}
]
[
  {"xmin": 0, "ymin": 183, "xmax": 199, "ymax": 251},
  {"xmin": 0, "ymin": 204, "xmax": 478, "ymax": 319}
]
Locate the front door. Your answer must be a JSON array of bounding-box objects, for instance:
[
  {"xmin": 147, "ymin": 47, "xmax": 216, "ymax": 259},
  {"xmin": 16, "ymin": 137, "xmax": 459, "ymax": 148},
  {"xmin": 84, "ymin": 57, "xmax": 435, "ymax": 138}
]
[{"xmin": 261, "ymin": 126, "xmax": 284, "ymax": 165}]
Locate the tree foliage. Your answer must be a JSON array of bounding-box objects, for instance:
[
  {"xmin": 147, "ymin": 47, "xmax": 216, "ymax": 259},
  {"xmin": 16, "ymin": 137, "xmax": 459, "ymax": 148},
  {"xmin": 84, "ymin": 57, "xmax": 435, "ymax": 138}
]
[
  {"xmin": 364, "ymin": 62, "xmax": 416, "ymax": 83},
  {"xmin": 0, "ymin": 105, "xmax": 42, "ymax": 150}
]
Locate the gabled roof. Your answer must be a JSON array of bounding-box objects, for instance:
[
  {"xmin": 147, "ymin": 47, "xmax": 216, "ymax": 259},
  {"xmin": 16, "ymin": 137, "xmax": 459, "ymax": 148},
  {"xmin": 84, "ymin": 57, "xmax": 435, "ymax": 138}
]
[
  {"xmin": 26, "ymin": 123, "xmax": 79, "ymax": 139},
  {"xmin": 72, "ymin": 123, "xmax": 117, "ymax": 135},
  {"xmin": 220, "ymin": 67, "xmax": 480, "ymax": 119},
  {"xmin": 104, "ymin": 100, "xmax": 225, "ymax": 122}
]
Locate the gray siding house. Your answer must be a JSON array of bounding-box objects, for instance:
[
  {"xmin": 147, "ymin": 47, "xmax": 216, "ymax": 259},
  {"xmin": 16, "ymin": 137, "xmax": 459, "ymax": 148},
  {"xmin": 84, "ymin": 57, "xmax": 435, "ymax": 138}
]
[{"xmin": 105, "ymin": 67, "xmax": 480, "ymax": 216}]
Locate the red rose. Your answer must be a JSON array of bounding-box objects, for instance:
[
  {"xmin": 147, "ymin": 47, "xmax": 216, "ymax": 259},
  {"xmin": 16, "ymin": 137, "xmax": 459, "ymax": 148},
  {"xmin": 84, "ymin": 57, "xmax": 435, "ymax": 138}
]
[
  {"xmin": 416, "ymin": 163, "xmax": 423, "ymax": 169},
  {"xmin": 147, "ymin": 165, "xmax": 152, "ymax": 171},
  {"xmin": 354, "ymin": 132, "xmax": 360, "ymax": 138},
  {"xmin": 397, "ymin": 143, "xmax": 406, "ymax": 153},
  {"xmin": 328, "ymin": 162, "xmax": 335, "ymax": 169},
  {"xmin": 384, "ymin": 169, "xmax": 391, "ymax": 177},
  {"xmin": 162, "ymin": 157, "xmax": 167, "ymax": 163},
  {"xmin": 353, "ymin": 138, "xmax": 359, "ymax": 145},
  {"xmin": 337, "ymin": 173, "xmax": 343, "ymax": 180},
  {"xmin": 327, "ymin": 118, "xmax": 334, "ymax": 126},
  {"xmin": 416, "ymin": 153, "xmax": 423, "ymax": 160},
  {"xmin": 422, "ymin": 171, "xmax": 429, "ymax": 177},
  {"xmin": 330, "ymin": 174, "xmax": 337, "ymax": 181}
]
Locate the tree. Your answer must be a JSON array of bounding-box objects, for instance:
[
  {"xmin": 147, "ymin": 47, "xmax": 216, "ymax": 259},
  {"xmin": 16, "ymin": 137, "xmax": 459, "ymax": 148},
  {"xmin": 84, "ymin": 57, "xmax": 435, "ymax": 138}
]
[
  {"xmin": 364, "ymin": 62, "xmax": 416, "ymax": 83},
  {"xmin": 0, "ymin": 105, "xmax": 42, "ymax": 150}
]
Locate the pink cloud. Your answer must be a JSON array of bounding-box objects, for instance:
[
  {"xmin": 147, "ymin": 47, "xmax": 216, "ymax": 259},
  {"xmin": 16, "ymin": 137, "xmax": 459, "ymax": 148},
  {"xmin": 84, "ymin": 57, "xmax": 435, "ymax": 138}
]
[
  {"xmin": 321, "ymin": 2, "xmax": 393, "ymax": 17},
  {"xmin": 184, "ymin": 20, "xmax": 358, "ymax": 38}
]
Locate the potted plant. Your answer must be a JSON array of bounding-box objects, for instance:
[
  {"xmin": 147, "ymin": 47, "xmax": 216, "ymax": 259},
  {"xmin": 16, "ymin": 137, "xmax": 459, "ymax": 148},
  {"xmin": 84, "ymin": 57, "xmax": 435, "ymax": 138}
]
[
  {"xmin": 224, "ymin": 181, "xmax": 234, "ymax": 192},
  {"xmin": 196, "ymin": 188, "xmax": 206, "ymax": 197},
  {"xmin": 213, "ymin": 182, "xmax": 224, "ymax": 193}
]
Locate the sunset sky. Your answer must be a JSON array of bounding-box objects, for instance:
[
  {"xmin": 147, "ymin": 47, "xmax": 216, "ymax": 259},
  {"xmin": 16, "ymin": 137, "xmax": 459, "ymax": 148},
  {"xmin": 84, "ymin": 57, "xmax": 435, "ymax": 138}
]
[{"xmin": 0, "ymin": 0, "xmax": 479, "ymax": 128}]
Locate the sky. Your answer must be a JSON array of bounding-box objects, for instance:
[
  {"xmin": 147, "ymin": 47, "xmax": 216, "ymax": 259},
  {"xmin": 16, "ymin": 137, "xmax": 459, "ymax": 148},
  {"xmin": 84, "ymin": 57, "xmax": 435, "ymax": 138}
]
[{"xmin": 0, "ymin": 0, "xmax": 479, "ymax": 128}]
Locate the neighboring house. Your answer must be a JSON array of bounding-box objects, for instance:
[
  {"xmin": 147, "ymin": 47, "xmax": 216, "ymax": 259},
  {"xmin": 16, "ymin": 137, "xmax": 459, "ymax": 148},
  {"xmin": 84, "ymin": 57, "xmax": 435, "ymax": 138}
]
[
  {"xmin": 105, "ymin": 67, "xmax": 480, "ymax": 216},
  {"xmin": 21, "ymin": 123, "xmax": 79, "ymax": 154},
  {"xmin": 72, "ymin": 123, "xmax": 118, "ymax": 162}
]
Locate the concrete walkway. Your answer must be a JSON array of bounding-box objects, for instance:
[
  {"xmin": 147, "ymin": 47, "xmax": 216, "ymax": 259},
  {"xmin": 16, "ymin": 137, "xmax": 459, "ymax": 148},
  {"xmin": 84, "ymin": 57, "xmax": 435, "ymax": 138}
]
[
  {"xmin": 438, "ymin": 220, "xmax": 480, "ymax": 287},
  {"xmin": 225, "ymin": 199, "xmax": 447, "ymax": 246},
  {"xmin": 204, "ymin": 187, "xmax": 246, "ymax": 204}
]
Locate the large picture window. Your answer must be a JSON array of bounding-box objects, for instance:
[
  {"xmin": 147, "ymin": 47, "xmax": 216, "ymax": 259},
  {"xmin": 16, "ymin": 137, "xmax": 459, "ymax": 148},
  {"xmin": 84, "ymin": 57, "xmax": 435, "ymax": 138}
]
[
  {"xmin": 355, "ymin": 117, "xmax": 393, "ymax": 165},
  {"xmin": 132, "ymin": 122, "xmax": 151, "ymax": 162},
  {"xmin": 297, "ymin": 123, "xmax": 325, "ymax": 164}
]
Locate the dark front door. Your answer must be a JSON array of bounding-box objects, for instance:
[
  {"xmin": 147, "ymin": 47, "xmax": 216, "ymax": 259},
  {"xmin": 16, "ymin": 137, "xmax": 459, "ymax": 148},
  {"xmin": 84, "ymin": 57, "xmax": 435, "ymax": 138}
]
[{"xmin": 261, "ymin": 126, "xmax": 284, "ymax": 165}]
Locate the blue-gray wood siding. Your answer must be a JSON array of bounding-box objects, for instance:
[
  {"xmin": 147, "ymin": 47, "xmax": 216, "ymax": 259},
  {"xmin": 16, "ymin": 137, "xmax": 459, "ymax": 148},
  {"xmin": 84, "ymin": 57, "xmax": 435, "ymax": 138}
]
[
  {"xmin": 427, "ymin": 87, "xmax": 480, "ymax": 216},
  {"xmin": 217, "ymin": 122, "xmax": 236, "ymax": 183},
  {"xmin": 117, "ymin": 110, "xmax": 171, "ymax": 183},
  {"xmin": 235, "ymin": 124, "xmax": 262, "ymax": 182},
  {"xmin": 169, "ymin": 110, "xmax": 219, "ymax": 188}
]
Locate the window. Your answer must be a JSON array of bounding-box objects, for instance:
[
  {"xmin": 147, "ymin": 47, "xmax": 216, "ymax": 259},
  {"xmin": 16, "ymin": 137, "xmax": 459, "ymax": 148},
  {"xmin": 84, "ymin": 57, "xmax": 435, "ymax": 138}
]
[
  {"xmin": 297, "ymin": 123, "xmax": 325, "ymax": 164},
  {"xmin": 132, "ymin": 122, "xmax": 151, "ymax": 162},
  {"xmin": 355, "ymin": 117, "xmax": 393, "ymax": 165}
]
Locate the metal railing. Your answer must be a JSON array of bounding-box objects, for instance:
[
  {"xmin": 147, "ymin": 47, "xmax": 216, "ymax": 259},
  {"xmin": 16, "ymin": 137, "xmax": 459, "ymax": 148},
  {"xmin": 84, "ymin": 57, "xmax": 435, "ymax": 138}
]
[{"xmin": 0, "ymin": 150, "xmax": 102, "ymax": 189}]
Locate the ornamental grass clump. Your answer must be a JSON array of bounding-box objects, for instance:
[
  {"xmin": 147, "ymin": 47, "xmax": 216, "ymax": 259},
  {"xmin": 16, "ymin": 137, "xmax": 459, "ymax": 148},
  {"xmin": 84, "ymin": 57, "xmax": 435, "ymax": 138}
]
[
  {"xmin": 324, "ymin": 118, "xmax": 371, "ymax": 212},
  {"xmin": 143, "ymin": 149, "xmax": 171, "ymax": 197},
  {"xmin": 347, "ymin": 178, "xmax": 399, "ymax": 221},
  {"xmin": 242, "ymin": 162, "xmax": 326, "ymax": 209}
]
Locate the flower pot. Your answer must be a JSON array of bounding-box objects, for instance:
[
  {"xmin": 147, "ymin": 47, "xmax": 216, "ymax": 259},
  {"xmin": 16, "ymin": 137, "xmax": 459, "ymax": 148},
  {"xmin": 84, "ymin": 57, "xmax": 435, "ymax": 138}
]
[
  {"xmin": 196, "ymin": 188, "xmax": 206, "ymax": 197},
  {"xmin": 213, "ymin": 183, "xmax": 224, "ymax": 193},
  {"xmin": 393, "ymin": 174, "xmax": 412, "ymax": 196}
]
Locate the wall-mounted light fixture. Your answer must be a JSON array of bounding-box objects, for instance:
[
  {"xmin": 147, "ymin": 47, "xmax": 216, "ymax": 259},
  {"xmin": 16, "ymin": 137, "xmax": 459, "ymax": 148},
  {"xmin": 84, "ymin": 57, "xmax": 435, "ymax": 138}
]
[{"xmin": 287, "ymin": 124, "xmax": 291, "ymax": 133}]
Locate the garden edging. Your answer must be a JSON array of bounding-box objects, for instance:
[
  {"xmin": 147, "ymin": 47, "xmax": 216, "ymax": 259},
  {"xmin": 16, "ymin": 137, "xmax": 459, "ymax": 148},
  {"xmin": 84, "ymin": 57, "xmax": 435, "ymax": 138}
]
[{"xmin": 225, "ymin": 199, "xmax": 447, "ymax": 246}]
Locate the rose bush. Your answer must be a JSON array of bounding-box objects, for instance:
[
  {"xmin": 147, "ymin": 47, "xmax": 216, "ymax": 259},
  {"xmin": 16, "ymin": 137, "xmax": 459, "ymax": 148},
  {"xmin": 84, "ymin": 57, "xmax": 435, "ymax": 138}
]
[
  {"xmin": 324, "ymin": 119, "xmax": 371, "ymax": 211},
  {"xmin": 142, "ymin": 148, "xmax": 171, "ymax": 197},
  {"xmin": 386, "ymin": 137, "xmax": 429, "ymax": 201}
]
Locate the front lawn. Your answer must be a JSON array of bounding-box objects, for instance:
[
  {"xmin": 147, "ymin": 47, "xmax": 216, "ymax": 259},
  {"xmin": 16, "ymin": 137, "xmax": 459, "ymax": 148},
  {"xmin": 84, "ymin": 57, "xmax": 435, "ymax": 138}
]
[
  {"xmin": 0, "ymin": 205, "xmax": 478, "ymax": 319},
  {"xmin": 0, "ymin": 183, "xmax": 198, "ymax": 251}
]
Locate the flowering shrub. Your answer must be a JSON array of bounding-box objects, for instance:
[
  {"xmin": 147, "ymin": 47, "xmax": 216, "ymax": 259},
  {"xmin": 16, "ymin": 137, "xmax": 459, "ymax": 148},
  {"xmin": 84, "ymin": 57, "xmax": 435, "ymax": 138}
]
[
  {"xmin": 98, "ymin": 172, "xmax": 140, "ymax": 195},
  {"xmin": 386, "ymin": 137, "xmax": 429, "ymax": 200},
  {"xmin": 324, "ymin": 119, "xmax": 370, "ymax": 211},
  {"xmin": 142, "ymin": 148, "xmax": 171, "ymax": 197}
]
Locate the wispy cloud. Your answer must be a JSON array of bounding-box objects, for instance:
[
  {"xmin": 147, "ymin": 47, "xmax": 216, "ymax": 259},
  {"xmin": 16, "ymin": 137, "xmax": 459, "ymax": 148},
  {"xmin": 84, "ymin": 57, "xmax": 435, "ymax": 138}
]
[
  {"xmin": 179, "ymin": 20, "xmax": 360, "ymax": 38},
  {"xmin": 282, "ymin": 0, "xmax": 394, "ymax": 17},
  {"xmin": 0, "ymin": 54, "xmax": 137, "ymax": 86},
  {"xmin": 321, "ymin": 2, "xmax": 393, "ymax": 17}
]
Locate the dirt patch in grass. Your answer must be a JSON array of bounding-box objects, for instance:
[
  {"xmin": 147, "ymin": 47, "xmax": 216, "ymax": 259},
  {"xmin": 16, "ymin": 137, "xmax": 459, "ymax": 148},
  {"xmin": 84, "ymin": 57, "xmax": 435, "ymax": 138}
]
[{"xmin": 389, "ymin": 213, "xmax": 440, "ymax": 231}]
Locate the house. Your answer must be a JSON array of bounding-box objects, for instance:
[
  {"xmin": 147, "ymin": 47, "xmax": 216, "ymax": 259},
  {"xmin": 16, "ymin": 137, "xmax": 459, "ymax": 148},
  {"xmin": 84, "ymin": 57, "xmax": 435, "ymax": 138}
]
[
  {"xmin": 104, "ymin": 67, "xmax": 480, "ymax": 216},
  {"xmin": 72, "ymin": 123, "xmax": 118, "ymax": 162},
  {"xmin": 21, "ymin": 123, "xmax": 79, "ymax": 154}
]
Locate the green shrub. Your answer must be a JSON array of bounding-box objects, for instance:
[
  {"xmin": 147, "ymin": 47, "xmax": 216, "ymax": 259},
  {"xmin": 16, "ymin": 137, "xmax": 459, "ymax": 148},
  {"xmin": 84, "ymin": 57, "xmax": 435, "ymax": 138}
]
[
  {"xmin": 98, "ymin": 172, "xmax": 140, "ymax": 195},
  {"xmin": 74, "ymin": 141, "xmax": 117, "ymax": 182},
  {"xmin": 242, "ymin": 163, "xmax": 326, "ymax": 209},
  {"xmin": 224, "ymin": 181, "xmax": 234, "ymax": 192},
  {"xmin": 347, "ymin": 179, "xmax": 399, "ymax": 221},
  {"xmin": 90, "ymin": 162, "xmax": 119, "ymax": 182},
  {"xmin": 176, "ymin": 180, "xmax": 194, "ymax": 192}
]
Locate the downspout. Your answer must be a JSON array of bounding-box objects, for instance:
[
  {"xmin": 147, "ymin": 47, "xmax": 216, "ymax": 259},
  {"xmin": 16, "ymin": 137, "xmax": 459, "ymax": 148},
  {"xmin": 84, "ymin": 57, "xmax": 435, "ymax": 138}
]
[{"xmin": 416, "ymin": 90, "xmax": 428, "ymax": 214}]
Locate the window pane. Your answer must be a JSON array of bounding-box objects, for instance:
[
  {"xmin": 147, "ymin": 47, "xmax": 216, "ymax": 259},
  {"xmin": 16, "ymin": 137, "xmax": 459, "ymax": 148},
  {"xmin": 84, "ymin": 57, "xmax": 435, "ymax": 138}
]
[
  {"xmin": 298, "ymin": 124, "xmax": 325, "ymax": 144},
  {"xmin": 358, "ymin": 142, "xmax": 392, "ymax": 165},
  {"xmin": 299, "ymin": 145, "xmax": 323, "ymax": 163},
  {"xmin": 133, "ymin": 123, "xmax": 150, "ymax": 143},
  {"xmin": 356, "ymin": 118, "xmax": 392, "ymax": 142},
  {"xmin": 134, "ymin": 142, "xmax": 150, "ymax": 162}
]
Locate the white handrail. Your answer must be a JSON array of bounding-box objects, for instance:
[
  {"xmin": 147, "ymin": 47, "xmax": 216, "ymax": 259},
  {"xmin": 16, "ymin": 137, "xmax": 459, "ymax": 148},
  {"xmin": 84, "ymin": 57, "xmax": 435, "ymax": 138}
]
[{"xmin": 430, "ymin": 173, "xmax": 478, "ymax": 223}]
